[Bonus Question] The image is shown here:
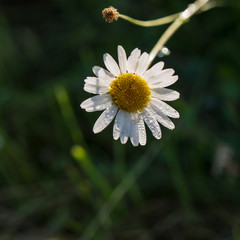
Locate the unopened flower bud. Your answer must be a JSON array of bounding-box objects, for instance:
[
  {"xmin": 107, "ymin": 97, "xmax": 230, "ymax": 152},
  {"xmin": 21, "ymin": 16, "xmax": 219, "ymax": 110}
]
[{"xmin": 102, "ymin": 6, "xmax": 119, "ymax": 23}]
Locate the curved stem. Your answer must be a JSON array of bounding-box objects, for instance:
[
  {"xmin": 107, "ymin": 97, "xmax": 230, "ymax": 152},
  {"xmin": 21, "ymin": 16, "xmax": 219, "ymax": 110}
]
[
  {"xmin": 119, "ymin": 13, "xmax": 180, "ymax": 27},
  {"xmin": 148, "ymin": 0, "xmax": 209, "ymax": 65}
]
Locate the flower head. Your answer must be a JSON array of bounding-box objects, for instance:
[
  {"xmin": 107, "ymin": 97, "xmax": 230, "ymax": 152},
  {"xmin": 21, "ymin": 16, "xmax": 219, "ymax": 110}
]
[
  {"xmin": 80, "ymin": 46, "xmax": 180, "ymax": 146},
  {"xmin": 102, "ymin": 6, "xmax": 119, "ymax": 23}
]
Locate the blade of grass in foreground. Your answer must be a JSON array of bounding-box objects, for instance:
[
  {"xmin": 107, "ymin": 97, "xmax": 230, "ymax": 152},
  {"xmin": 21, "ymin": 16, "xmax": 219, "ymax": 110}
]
[
  {"xmin": 55, "ymin": 85, "xmax": 112, "ymax": 198},
  {"xmin": 55, "ymin": 85, "xmax": 85, "ymax": 146},
  {"xmin": 71, "ymin": 145, "xmax": 112, "ymax": 199}
]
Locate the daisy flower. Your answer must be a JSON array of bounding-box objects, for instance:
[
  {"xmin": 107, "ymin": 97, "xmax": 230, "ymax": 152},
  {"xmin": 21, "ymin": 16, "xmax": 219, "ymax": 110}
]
[{"xmin": 80, "ymin": 46, "xmax": 180, "ymax": 146}]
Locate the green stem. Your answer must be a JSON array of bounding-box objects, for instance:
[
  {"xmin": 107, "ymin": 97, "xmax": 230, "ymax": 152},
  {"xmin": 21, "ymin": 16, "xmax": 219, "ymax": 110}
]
[
  {"xmin": 149, "ymin": 0, "xmax": 209, "ymax": 65},
  {"xmin": 119, "ymin": 13, "xmax": 180, "ymax": 27}
]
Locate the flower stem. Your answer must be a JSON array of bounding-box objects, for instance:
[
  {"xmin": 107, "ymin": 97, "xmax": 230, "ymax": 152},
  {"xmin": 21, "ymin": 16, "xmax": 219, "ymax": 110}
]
[
  {"xmin": 148, "ymin": 0, "xmax": 209, "ymax": 65},
  {"xmin": 119, "ymin": 13, "xmax": 180, "ymax": 27}
]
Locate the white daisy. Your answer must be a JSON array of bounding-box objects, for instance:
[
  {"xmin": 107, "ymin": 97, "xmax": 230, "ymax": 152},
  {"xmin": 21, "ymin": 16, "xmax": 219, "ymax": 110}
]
[{"xmin": 80, "ymin": 45, "xmax": 180, "ymax": 146}]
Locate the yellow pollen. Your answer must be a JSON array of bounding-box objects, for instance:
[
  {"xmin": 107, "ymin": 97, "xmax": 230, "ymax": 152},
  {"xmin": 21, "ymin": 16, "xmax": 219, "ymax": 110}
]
[{"xmin": 109, "ymin": 73, "xmax": 151, "ymax": 112}]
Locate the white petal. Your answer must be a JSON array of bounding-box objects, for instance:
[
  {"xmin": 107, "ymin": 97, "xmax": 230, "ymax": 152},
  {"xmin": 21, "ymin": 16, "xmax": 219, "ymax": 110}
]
[
  {"xmin": 152, "ymin": 76, "xmax": 178, "ymax": 88},
  {"xmin": 148, "ymin": 72, "xmax": 178, "ymax": 89},
  {"xmin": 84, "ymin": 77, "xmax": 109, "ymax": 86},
  {"xmin": 92, "ymin": 66, "xmax": 115, "ymax": 83},
  {"xmin": 135, "ymin": 52, "xmax": 149, "ymax": 76},
  {"xmin": 84, "ymin": 84, "xmax": 109, "ymax": 94},
  {"xmin": 142, "ymin": 107, "xmax": 161, "ymax": 139},
  {"xmin": 103, "ymin": 53, "xmax": 121, "ymax": 77},
  {"xmin": 127, "ymin": 48, "xmax": 141, "ymax": 73},
  {"xmin": 93, "ymin": 105, "xmax": 118, "ymax": 133},
  {"xmin": 149, "ymin": 105, "xmax": 175, "ymax": 130},
  {"xmin": 80, "ymin": 94, "xmax": 112, "ymax": 112},
  {"xmin": 147, "ymin": 69, "xmax": 175, "ymax": 85},
  {"xmin": 113, "ymin": 110, "xmax": 125, "ymax": 140},
  {"xmin": 83, "ymin": 77, "xmax": 110, "ymax": 94},
  {"xmin": 138, "ymin": 116, "xmax": 147, "ymax": 146},
  {"xmin": 118, "ymin": 45, "xmax": 128, "ymax": 74},
  {"xmin": 151, "ymin": 88, "xmax": 180, "ymax": 101},
  {"xmin": 129, "ymin": 113, "xmax": 139, "ymax": 146},
  {"xmin": 120, "ymin": 112, "xmax": 131, "ymax": 144},
  {"xmin": 142, "ymin": 61, "xmax": 164, "ymax": 79},
  {"xmin": 151, "ymin": 98, "xmax": 180, "ymax": 118},
  {"xmin": 157, "ymin": 76, "xmax": 178, "ymax": 88}
]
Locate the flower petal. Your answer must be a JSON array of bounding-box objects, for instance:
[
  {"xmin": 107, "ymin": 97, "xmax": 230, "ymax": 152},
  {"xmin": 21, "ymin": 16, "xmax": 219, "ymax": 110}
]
[
  {"xmin": 84, "ymin": 77, "xmax": 109, "ymax": 86},
  {"xmin": 138, "ymin": 116, "xmax": 147, "ymax": 146},
  {"xmin": 113, "ymin": 110, "xmax": 125, "ymax": 140},
  {"xmin": 151, "ymin": 98, "xmax": 180, "ymax": 118},
  {"xmin": 103, "ymin": 53, "xmax": 121, "ymax": 77},
  {"xmin": 129, "ymin": 113, "xmax": 139, "ymax": 147},
  {"xmin": 84, "ymin": 77, "xmax": 110, "ymax": 94},
  {"xmin": 118, "ymin": 45, "xmax": 128, "ymax": 74},
  {"xmin": 149, "ymin": 105, "xmax": 175, "ymax": 130},
  {"xmin": 157, "ymin": 76, "xmax": 178, "ymax": 88},
  {"xmin": 80, "ymin": 94, "xmax": 112, "ymax": 112},
  {"xmin": 120, "ymin": 112, "xmax": 131, "ymax": 144},
  {"xmin": 84, "ymin": 84, "xmax": 109, "ymax": 94},
  {"xmin": 151, "ymin": 88, "xmax": 180, "ymax": 101},
  {"xmin": 149, "ymin": 73, "xmax": 178, "ymax": 89},
  {"xmin": 152, "ymin": 76, "xmax": 178, "ymax": 88},
  {"xmin": 93, "ymin": 105, "xmax": 118, "ymax": 133},
  {"xmin": 92, "ymin": 66, "xmax": 115, "ymax": 83},
  {"xmin": 147, "ymin": 69, "xmax": 175, "ymax": 85},
  {"xmin": 127, "ymin": 48, "xmax": 141, "ymax": 73},
  {"xmin": 135, "ymin": 52, "xmax": 149, "ymax": 76},
  {"xmin": 142, "ymin": 107, "xmax": 161, "ymax": 139},
  {"xmin": 142, "ymin": 61, "xmax": 164, "ymax": 79}
]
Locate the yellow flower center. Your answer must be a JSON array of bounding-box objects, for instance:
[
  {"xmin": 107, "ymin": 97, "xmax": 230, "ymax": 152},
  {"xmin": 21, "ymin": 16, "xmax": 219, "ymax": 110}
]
[{"xmin": 109, "ymin": 73, "xmax": 151, "ymax": 113}]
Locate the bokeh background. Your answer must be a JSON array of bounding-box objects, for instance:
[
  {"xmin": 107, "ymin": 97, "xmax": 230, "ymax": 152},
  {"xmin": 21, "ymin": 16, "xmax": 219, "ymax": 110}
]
[{"xmin": 1, "ymin": 0, "xmax": 240, "ymax": 239}]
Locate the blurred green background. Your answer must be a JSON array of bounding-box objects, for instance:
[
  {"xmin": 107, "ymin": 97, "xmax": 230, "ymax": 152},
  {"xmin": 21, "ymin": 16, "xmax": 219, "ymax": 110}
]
[{"xmin": 0, "ymin": 0, "xmax": 240, "ymax": 239}]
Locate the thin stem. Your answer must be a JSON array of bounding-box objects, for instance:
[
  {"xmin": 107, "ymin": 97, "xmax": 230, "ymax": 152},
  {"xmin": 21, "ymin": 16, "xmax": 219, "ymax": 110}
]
[
  {"xmin": 149, "ymin": 0, "xmax": 209, "ymax": 65},
  {"xmin": 119, "ymin": 13, "xmax": 180, "ymax": 27}
]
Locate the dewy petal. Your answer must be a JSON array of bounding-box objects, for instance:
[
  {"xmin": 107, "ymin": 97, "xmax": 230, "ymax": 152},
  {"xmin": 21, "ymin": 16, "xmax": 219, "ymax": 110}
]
[
  {"xmin": 151, "ymin": 98, "xmax": 180, "ymax": 118},
  {"xmin": 149, "ymin": 104, "xmax": 175, "ymax": 130},
  {"xmin": 138, "ymin": 116, "xmax": 147, "ymax": 146},
  {"xmin": 80, "ymin": 94, "xmax": 112, "ymax": 112},
  {"xmin": 127, "ymin": 48, "xmax": 141, "ymax": 73},
  {"xmin": 135, "ymin": 52, "xmax": 149, "ymax": 76},
  {"xmin": 151, "ymin": 75, "xmax": 178, "ymax": 88},
  {"xmin": 103, "ymin": 53, "xmax": 121, "ymax": 77},
  {"xmin": 129, "ymin": 113, "xmax": 139, "ymax": 147},
  {"xmin": 156, "ymin": 75, "xmax": 178, "ymax": 88},
  {"xmin": 84, "ymin": 84, "xmax": 109, "ymax": 94},
  {"xmin": 84, "ymin": 77, "xmax": 109, "ymax": 86},
  {"xmin": 147, "ymin": 69, "xmax": 175, "ymax": 85},
  {"xmin": 93, "ymin": 105, "xmax": 118, "ymax": 134},
  {"xmin": 120, "ymin": 112, "xmax": 131, "ymax": 144},
  {"xmin": 118, "ymin": 45, "xmax": 128, "ymax": 74},
  {"xmin": 84, "ymin": 77, "xmax": 109, "ymax": 94},
  {"xmin": 142, "ymin": 107, "xmax": 162, "ymax": 139},
  {"xmin": 113, "ymin": 110, "xmax": 125, "ymax": 140},
  {"xmin": 142, "ymin": 61, "xmax": 164, "ymax": 79},
  {"xmin": 92, "ymin": 66, "xmax": 115, "ymax": 83},
  {"xmin": 151, "ymin": 88, "xmax": 180, "ymax": 101}
]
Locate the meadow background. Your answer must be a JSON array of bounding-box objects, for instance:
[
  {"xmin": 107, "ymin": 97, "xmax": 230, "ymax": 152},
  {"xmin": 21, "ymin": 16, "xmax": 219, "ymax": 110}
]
[{"xmin": 0, "ymin": 0, "xmax": 240, "ymax": 239}]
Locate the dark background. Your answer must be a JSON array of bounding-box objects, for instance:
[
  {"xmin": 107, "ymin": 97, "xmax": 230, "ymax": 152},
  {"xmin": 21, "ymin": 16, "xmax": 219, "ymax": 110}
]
[{"xmin": 0, "ymin": 0, "xmax": 240, "ymax": 239}]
